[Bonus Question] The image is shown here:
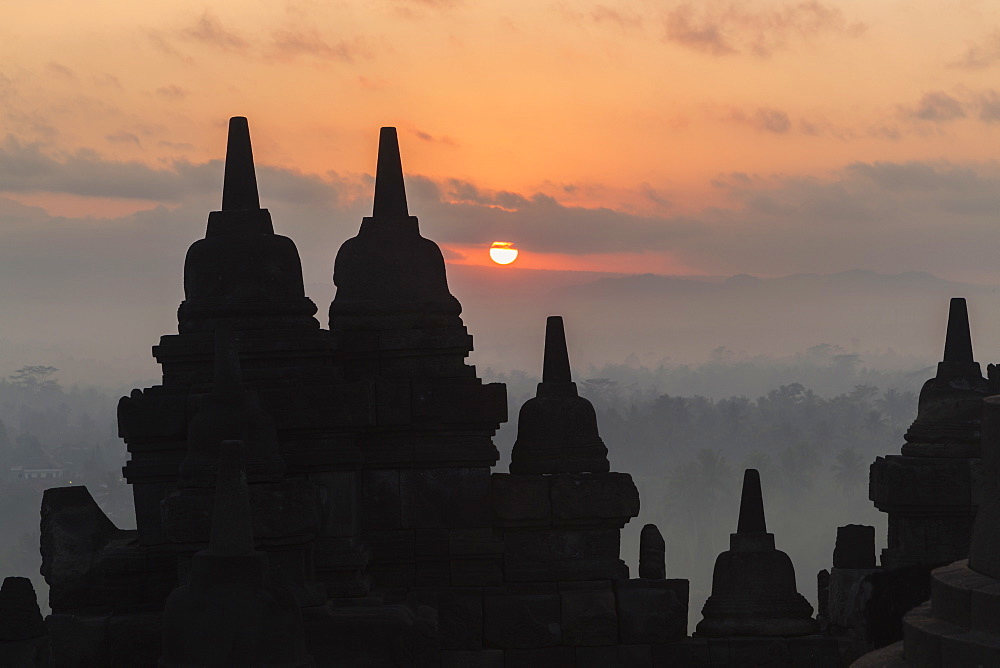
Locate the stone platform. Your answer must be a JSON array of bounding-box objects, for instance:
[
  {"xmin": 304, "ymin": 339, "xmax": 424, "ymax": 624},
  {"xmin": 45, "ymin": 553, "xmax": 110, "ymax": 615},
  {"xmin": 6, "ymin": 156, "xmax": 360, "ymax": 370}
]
[{"xmin": 902, "ymin": 559, "xmax": 1000, "ymax": 666}]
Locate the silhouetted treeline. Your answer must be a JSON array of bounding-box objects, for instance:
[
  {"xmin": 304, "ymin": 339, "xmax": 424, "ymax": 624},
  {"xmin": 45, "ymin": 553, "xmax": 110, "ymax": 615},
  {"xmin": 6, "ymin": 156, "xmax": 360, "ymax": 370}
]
[{"xmin": 1, "ymin": 355, "xmax": 923, "ymax": 617}]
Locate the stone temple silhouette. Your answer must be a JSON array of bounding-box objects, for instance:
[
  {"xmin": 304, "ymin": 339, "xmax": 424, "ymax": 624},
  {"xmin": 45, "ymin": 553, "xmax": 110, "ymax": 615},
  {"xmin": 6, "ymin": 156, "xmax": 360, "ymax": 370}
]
[
  {"xmin": 11, "ymin": 117, "xmax": 1000, "ymax": 666},
  {"xmin": 30, "ymin": 118, "xmax": 692, "ymax": 666},
  {"xmin": 822, "ymin": 297, "xmax": 998, "ymax": 664}
]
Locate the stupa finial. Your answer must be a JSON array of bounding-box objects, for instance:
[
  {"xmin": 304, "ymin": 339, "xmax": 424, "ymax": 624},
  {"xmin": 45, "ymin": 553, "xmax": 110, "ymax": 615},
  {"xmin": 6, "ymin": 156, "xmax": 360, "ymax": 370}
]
[
  {"xmin": 221, "ymin": 116, "xmax": 260, "ymax": 211},
  {"xmin": 736, "ymin": 469, "xmax": 767, "ymax": 534},
  {"xmin": 943, "ymin": 297, "xmax": 974, "ymax": 364},
  {"xmin": 372, "ymin": 127, "xmax": 408, "ymax": 218},
  {"xmin": 542, "ymin": 316, "xmax": 572, "ymax": 383}
]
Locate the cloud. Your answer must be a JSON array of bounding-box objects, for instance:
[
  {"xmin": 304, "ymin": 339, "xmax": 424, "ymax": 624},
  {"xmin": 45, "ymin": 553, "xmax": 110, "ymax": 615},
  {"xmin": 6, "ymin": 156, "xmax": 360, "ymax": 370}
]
[
  {"xmin": 270, "ymin": 29, "xmax": 362, "ymax": 62},
  {"xmin": 2, "ymin": 138, "xmax": 1000, "ymax": 286},
  {"xmin": 413, "ymin": 129, "xmax": 457, "ymax": 145},
  {"xmin": 665, "ymin": 5, "xmax": 734, "ymax": 55},
  {"xmin": 156, "ymin": 85, "xmax": 187, "ymax": 100},
  {"xmin": 664, "ymin": 1, "xmax": 865, "ymax": 57},
  {"xmin": 907, "ymin": 91, "xmax": 966, "ymax": 121},
  {"xmin": 92, "ymin": 74, "xmax": 122, "ymax": 89},
  {"xmin": 729, "ymin": 107, "xmax": 793, "ymax": 133},
  {"xmin": 106, "ymin": 132, "xmax": 141, "ymax": 147},
  {"xmin": 144, "ymin": 28, "xmax": 194, "ymax": 63},
  {"xmin": 45, "ymin": 62, "xmax": 77, "ymax": 80},
  {"xmin": 691, "ymin": 160, "xmax": 1000, "ymax": 276},
  {"xmin": 395, "ymin": 0, "xmax": 462, "ymax": 7},
  {"xmin": 0, "ymin": 136, "xmax": 341, "ymax": 207},
  {"xmin": 183, "ymin": 12, "xmax": 248, "ymax": 51},
  {"xmin": 949, "ymin": 30, "xmax": 1000, "ymax": 69},
  {"xmin": 846, "ymin": 161, "xmax": 986, "ymax": 193},
  {"xmin": 590, "ymin": 5, "xmax": 643, "ymax": 29},
  {"xmin": 978, "ymin": 90, "xmax": 1000, "ymax": 123},
  {"xmin": 407, "ymin": 177, "xmax": 705, "ymax": 255}
]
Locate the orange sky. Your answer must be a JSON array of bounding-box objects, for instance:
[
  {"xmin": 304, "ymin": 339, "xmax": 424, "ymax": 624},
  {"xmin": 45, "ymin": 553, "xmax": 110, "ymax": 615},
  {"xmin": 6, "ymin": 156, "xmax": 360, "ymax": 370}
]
[{"xmin": 1, "ymin": 1, "xmax": 1000, "ymax": 276}]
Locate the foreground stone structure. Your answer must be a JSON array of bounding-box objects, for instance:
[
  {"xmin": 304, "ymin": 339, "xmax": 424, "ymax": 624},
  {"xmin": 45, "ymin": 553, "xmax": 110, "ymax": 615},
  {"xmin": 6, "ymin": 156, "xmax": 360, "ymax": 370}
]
[
  {"xmin": 872, "ymin": 298, "xmax": 986, "ymax": 570},
  {"xmin": 484, "ymin": 316, "xmax": 690, "ymax": 665},
  {"xmin": 855, "ymin": 394, "xmax": 1000, "ymax": 666},
  {"xmin": 31, "ymin": 119, "xmax": 692, "ymax": 666},
  {"xmin": 160, "ymin": 440, "xmax": 312, "ymax": 666},
  {"xmin": 822, "ymin": 298, "xmax": 988, "ymax": 661},
  {"xmin": 698, "ymin": 469, "xmax": 818, "ymax": 638},
  {"xmin": 0, "ymin": 576, "xmax": 49, "ymax": 667},
  {"xmin": 681, "ymin": 470, "xmax": 840, "ymax": 666}
]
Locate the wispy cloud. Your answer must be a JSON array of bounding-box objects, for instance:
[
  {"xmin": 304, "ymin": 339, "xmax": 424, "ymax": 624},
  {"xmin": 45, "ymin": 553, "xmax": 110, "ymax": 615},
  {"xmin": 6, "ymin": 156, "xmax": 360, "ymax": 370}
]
[
  {"xmin": 413, "ymin": 129, "xmax": 457, "ymax": 146},
  {"xmin": 907, "ymin": 91, "xmax": 966, "ymax": 122},
  {"xmin": 45, "ymin": 62, "xmax": 77, "ymax": 80},
  {"xmin": 270, "ymin": 29, "xmax": 364, "ymax": 62},
  {"xmin": 155, "ymin": 85, "xmax": 187, "ymax": 100},
  {"xmin": 728, "ymin": 107, "xmax": 793, "ymax": 133},
  {"xmin": 183, "ymin": 12, "xmax": 248, "ymax": 52},
  {"xmin": 106, "ymin": 131, "xmax": 141, "ymax": 147},
  {"xmin": 977, "ymin": 90, "xmax": 1000, "ymax": 123},
  {"xmin": 949, "ymin": 30, "xmax": 1000, "ymax": 70},
  {"xmin": 664, "ymin": 1, "xmax": 865, "ymax": 57}
]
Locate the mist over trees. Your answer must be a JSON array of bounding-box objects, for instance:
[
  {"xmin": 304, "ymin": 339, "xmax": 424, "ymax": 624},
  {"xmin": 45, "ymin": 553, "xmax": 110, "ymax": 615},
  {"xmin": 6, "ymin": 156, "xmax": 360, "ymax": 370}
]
[
  {"xmin": 0, "ymin": 349, "xmax": 924, "ymax": 621},
  {"xmin": 485, "ymin": 349, "xmax": 923, "ymax": 625},
  {"xmin": 0, "ymin": 366, "xmax": 132, "ymax": 613}
]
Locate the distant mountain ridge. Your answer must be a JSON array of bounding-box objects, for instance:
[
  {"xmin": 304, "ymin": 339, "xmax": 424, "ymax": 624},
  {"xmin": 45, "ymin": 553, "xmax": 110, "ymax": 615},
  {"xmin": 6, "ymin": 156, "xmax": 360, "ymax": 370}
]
[{"xmin": 557, "ymin": 269, "xmax": 987, "ymax": 300}]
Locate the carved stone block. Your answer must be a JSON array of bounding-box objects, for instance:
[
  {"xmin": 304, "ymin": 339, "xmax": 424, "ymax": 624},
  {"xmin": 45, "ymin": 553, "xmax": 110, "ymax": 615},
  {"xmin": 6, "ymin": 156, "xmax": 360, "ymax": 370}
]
[
  {"xmin": 483, "ymin": 593, "xmax": 560, "ymax": 649},
  {"xmin": 400, "ymin": 468, "xmax": 491, "ymax": 529},
  {"xmin": 439, "ymin": 589, "xmax": 484, "ymax": 650},
  {"xmin": 614, "ymin": 578, "xmax": 688, "ymax": 644},
  {"xmin": 559, "ymin": 581, "xmax": 617, "ymax": 646},
  {"xmin": 491, "ymin": 474, "xmax": 551, "ymax": 528},
  {"xmin": 550, "ymin": 473, "xmax": 639, "ymax": 527}
]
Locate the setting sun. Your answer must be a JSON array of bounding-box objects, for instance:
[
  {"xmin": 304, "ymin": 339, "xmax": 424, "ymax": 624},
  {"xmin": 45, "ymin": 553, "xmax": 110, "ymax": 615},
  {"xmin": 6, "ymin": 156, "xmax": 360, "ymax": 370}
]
[{"xmin": 489, "ymin": 241, "xmax": 519, "ymax": 265}]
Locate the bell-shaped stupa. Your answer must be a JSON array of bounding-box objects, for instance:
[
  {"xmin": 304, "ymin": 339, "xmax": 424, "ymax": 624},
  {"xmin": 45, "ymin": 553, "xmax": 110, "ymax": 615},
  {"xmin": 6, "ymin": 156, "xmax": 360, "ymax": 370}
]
[
  {"xmin": 510, "ymin": 316, "xmax": 610, "ymax": 474},
  {"xmin": 903, "ymin": 297, "xmax": 989, "ymax": 457},
  {"xmin": 178, "ymin": 116, "xmax": 318, "ymax": 334},
  {"xmin": 870, "ymin": 297, "xmax": 986, "ymax": 571},
  {"xmin": 697, "ymin": 469, "xmax": 817, "ymax": 637},
  {"xmin": 160, "ymin": 440, "xmax": 312, "ymax": 667},
  {"xmin": 329, "ymin": 127, "xmax": 462, "ymax": 332}
]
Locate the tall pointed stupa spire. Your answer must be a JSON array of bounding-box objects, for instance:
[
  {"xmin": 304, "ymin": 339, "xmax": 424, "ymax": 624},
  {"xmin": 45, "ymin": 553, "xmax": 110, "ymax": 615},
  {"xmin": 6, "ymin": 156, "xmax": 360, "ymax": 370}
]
[
  {"xmin": 177, "ymin": 115, "xmax": 319, "ymax": 334},
  {"xmin": 736, "ymin": 469, "xmax": 767, "ymax": 534},
  {"xmin": 542, "ymin": 316, "xmax": 572, "ymax": 383},
  {"xmin": 943, "ymin": 297, "xmax": 974, "ymax": 364},
  {"xmin": 372, "ymin": 127, "xmax": 408, "ymax": 218},
  {"xmin": 221, "ymin": 117, "xmax": 260, "ymax": 211},
  {"xmin": 696, "ymin": 468, "xmax": 817, "ymax": 637},
  {"xmin": 329, "ymin": 126, "xmax": 462, "ymax": 332},
  {"xmin": 510, "ymin": 316, "xmax": 610, "ymax": 473},
  {"xmin": 900, "ymin": 296, "xmax": 988, "ymax": 457}
]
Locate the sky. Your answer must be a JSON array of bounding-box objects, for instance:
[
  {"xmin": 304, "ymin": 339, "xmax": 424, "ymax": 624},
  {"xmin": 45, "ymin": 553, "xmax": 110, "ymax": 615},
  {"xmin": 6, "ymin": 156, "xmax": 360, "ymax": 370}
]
[{"xmin": 1, "ymin": 0, "xmax": 1000, "ymax": 381}]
